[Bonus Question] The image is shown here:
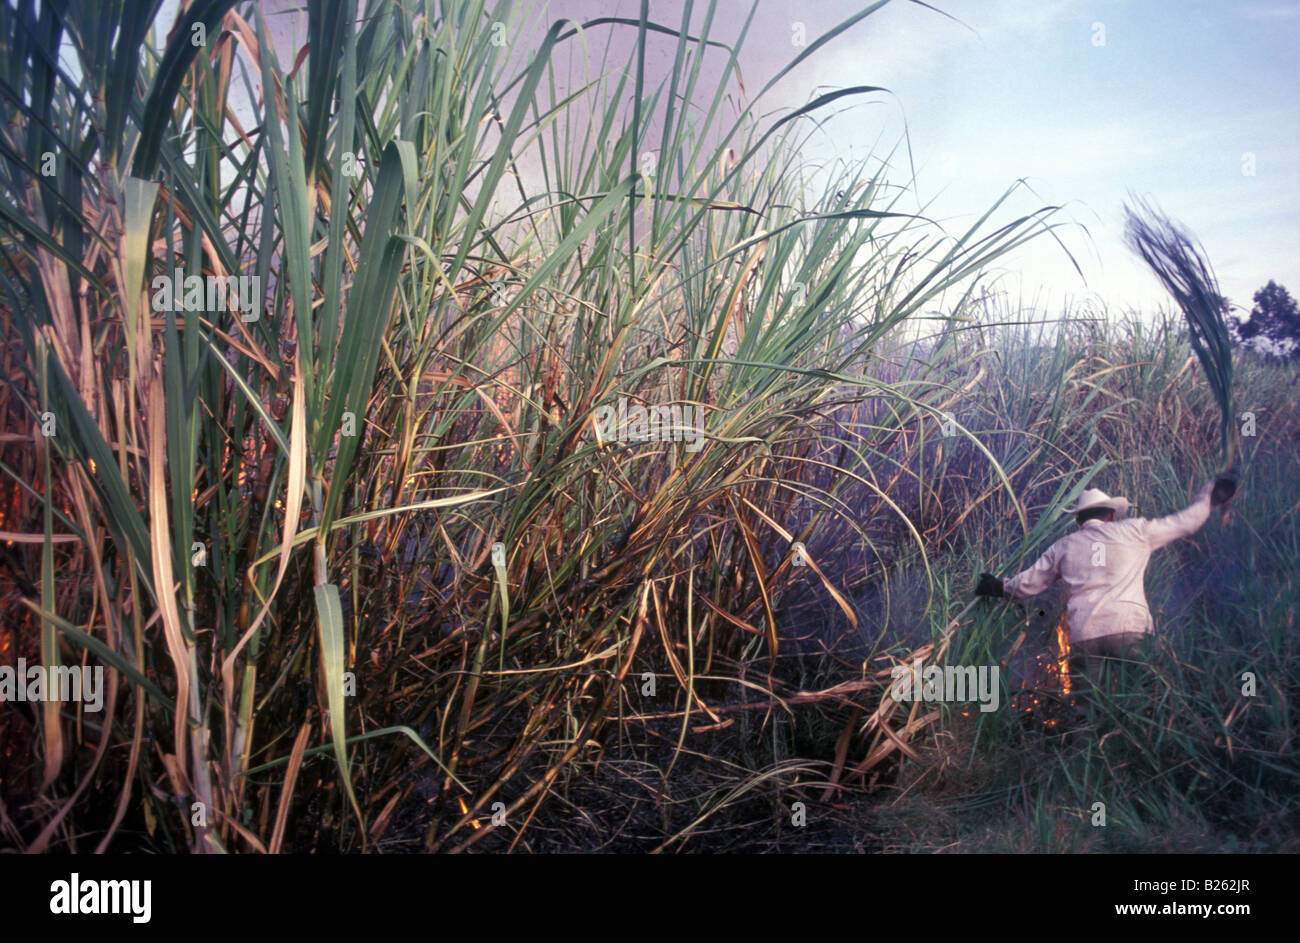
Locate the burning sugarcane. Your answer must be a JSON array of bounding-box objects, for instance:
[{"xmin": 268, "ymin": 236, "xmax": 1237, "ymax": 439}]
[
  {"xmin": 965, "ymin": 200, "xmax": 1243, "ymax": 713},
  {"xmin": 977, "ymin": 479, "xmax": 1235, "ymax": 710}
]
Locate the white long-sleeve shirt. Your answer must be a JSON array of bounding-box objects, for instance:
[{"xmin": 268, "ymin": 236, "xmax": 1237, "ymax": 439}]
[{"xmin": 1003, "ymin": 481, "xmax": 1215, "ymax": 642}]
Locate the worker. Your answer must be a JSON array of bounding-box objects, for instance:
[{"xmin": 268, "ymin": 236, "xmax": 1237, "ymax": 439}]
[{"xmin": 974, "ymin": 477, "xmax": 1236, "ymax": 689}]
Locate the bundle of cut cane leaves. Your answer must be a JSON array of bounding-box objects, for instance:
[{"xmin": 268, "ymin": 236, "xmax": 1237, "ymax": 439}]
[{"xmin": 1122, "ymin": 197, "xmax": 1237, "ymax": 474}]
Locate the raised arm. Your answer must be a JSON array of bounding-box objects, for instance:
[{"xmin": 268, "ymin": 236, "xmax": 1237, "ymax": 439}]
[{"xmin": 1143, "ymin": 480, "xmax": 1214, "ymax": 550}]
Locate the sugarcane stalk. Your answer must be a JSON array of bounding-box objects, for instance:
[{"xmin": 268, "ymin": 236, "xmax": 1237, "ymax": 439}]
[{"xmin": 1122, "ymin": 197, "xmax": 1238, "ymax": 477}]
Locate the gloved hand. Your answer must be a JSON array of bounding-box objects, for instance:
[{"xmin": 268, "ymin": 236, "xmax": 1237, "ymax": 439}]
[
  {"xmin": 1211, "ymin": 476, "xmax": 1237, "ymax": 507},
  {"xmin": 975, "ymin": 572, "xmax": 1004, "ymax": 598}
]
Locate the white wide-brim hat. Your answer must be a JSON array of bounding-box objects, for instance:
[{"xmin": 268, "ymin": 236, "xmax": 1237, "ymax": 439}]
[{"xmin": 1064, "ymin": 488, "xmax": 1130, "ymax": 518}]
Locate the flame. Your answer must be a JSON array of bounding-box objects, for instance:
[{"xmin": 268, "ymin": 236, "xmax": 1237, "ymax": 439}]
[
  {"xmin": 1013, "ymin": 610, "xmax": 1073, "ymax": 727},
  {"xmin": 457, "ymin": 797, "xmax": 482, "ymax": 830},
  {"xmin": 1055, "ymin": 618, "xmax": 1072, "ymax": 697}
]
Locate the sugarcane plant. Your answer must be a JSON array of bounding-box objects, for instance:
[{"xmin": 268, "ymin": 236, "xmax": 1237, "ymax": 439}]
[{"xmin": 1122, "ymin": 197, "xmax": 1239, "ymax": 497}]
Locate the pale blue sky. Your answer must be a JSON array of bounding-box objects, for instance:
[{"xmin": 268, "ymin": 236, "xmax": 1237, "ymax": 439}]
[
  {"xmin": 149, "ymin": 0, "xmax": 1300, "ymax": 320},
  {"xmin": 541, "ymin": 0, "xmax": 1300, "ymax": 320}
]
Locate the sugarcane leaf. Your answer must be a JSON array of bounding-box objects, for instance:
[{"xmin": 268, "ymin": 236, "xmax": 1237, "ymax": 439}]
[
  {"xmin": 318, "ymin": 138, "xmax": 417, "ymax": 530},
  {"xmin": 312, "ymin": 582, "xmax": 362, "ymax": 826},
  {"xmin": 20, "ymin": 600, "xmax": 174, "ymax": 711},
  {"xmin": 133, "ymin": 0, "xmax": 240, "ymax": 178}
]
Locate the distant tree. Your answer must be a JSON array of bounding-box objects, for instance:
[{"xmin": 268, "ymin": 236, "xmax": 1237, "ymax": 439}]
[{"xmin": 1231, "ymin": 281, "xmax": 1300, "ymax": 358}]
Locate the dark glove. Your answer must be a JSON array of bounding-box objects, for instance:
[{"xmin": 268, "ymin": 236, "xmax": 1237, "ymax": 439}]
[
  {"xmin": 1211, "ymin": 476, "xmax": 1237, "ymax": 507},
  {"xmin": 975, "ymin": 573, "xmax": 1004, "ymax": 598}
]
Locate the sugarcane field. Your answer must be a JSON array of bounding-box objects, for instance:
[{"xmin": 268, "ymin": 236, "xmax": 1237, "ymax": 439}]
[{"xmin": 0, "ymin": 0, "xmax": 1296, "ymax": 897}]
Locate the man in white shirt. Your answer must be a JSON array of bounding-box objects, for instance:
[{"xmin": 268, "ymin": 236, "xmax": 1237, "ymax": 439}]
[{"xmin": 975, "ymin": 477, "xmax": 1236, "ymax": 685}]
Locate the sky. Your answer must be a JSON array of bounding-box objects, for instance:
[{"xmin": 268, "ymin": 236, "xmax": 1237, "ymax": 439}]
[
  {"xmin": 148, "ymin": 0, "xmax": 1300, "ymax": 323},
  {"xmin": 532, "ymin": 0, "xmax": 1300, "ymax": 321}
]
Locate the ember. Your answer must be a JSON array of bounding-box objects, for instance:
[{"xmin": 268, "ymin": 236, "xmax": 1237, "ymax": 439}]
[{"xmin": 1012, "ymin": 611, "xmax": 1074, "ymax": 727}]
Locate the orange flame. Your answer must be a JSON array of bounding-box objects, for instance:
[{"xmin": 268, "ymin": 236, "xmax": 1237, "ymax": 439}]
[
  {"xmin": 457, "ymin": 797, "xmax": 482, "ymax": 830},
  {"xmin": 1054, "ymin": 616, "xmax": 1072, "ymax": 697},
  {"xmin": 1014, "ymin": 611, "xmax": 1073, "ymax": 727}
]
